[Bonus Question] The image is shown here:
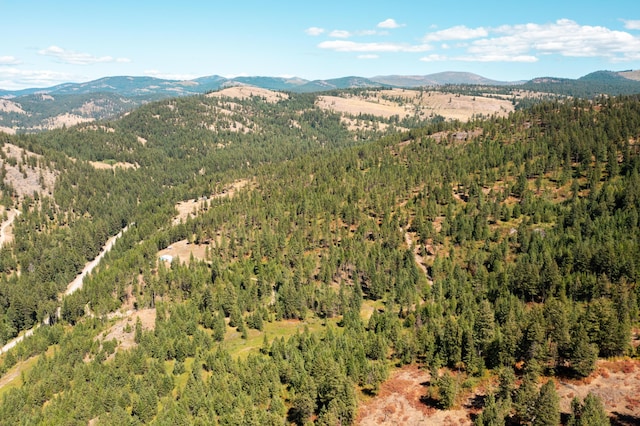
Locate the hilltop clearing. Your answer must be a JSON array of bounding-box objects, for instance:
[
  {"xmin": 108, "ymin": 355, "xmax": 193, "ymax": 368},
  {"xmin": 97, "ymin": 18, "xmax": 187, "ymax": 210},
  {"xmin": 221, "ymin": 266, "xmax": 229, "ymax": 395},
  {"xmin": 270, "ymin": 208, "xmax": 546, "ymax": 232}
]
[
  {"xmin": 316, "ymin": 89, "xmax": 513, "ymax": 122},
  {"xmin": 206, "ymin": 86, "xmax": 289, "ymax": 103}
]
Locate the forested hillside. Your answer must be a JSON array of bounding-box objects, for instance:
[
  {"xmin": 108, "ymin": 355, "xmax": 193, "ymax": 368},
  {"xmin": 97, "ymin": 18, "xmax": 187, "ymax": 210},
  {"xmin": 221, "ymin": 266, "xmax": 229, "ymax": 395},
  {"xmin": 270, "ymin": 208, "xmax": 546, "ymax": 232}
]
[{"xmin": 0, "ymin": 92, "xmax": 639, "ymax": 424}]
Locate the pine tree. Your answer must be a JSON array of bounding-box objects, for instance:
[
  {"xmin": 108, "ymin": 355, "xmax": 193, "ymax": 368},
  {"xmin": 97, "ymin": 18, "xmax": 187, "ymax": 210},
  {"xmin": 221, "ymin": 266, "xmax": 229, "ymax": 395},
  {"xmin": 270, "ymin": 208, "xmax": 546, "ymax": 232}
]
[
  {"xmin": 532, "ymin": 380, "xmax": 560, "ymax": 426},
  {"xmin": 569, "ymin": 325, "xmax": 598, "ymax": 378},
  {"xmin": 567, "ymin": 393, "xmax": 610, "ymax": 426}
]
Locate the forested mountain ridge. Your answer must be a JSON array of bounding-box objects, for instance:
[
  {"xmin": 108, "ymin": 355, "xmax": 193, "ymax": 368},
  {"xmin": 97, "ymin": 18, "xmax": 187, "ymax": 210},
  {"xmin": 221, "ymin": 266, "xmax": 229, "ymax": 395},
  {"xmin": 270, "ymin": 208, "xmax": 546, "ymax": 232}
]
[
  {"xmin": 0, "ymin": 92, "xmax": 639, "ymax": 424},
  {"xmin": 2, "ymin": 69, "xmax": 640, "ymax": 133}
]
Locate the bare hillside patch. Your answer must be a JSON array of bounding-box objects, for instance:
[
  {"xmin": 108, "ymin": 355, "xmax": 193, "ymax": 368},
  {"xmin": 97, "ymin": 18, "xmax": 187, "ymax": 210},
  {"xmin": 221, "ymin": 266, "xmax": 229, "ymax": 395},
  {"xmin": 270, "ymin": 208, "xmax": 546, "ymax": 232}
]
[
  {"xmin": 358, "ymin": 360, "xmax": 640, "ymax": 425},
  {"xmin": 0, "ymin": 100, "xmax": 26, "ymax": 114},
  {"xmin": 557, "ymin": 359, "xmax": 640, "ymax": 422},
  {"xmin": 89, "ymin": 160, "xmax": 138, "ymax": 170},
  {"xmin": 36, "ymin": 113, "xmax": 94, "ymax": 130},
  {"xmin": 357, "ymin": 365, "xmax": 472, "ymax": 426},
  {"xmin": 207, "ymin": 86, "xmax": 289, "ymax": 103},
  {"xmin": 93, "ymin": 309, "xmax": 156, "ymax": 359},
  {"xmin": 157, "ymin": 239, "xmax": 210, "ymax": 265},
  {"xmin": 1, "ymin": 143, "xmax": 57, "ymax": 199},
  {"xmin": 620, "ymin": 70, "xmax": 640, "ymax": 81},
  {"xmin": 0, "ymin": 207, "xmax": 20, "ymax": 248},
  {"xmin": 316, "ymin": 90, "xmax": 513, "ymax": 122},
  {"xmin": 172, "ymin": 178, "xmax": 251, "ymax": 225}
]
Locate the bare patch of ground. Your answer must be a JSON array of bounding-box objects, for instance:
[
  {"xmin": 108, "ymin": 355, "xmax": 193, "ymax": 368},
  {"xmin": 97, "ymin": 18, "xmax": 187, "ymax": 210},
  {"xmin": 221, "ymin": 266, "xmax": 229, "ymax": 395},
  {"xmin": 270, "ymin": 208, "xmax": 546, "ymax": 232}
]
[
  {"xmin": 403, "ymin": 229, "xmax": 428, "ymax": 277},
  {"xmin": 35, "ymin": 113, "xmax": 94, "ymax": 130},
  {"xmin": 431, "ymin": 128, "xmax": 484, "ymax": 143},
  {"xmin": 0, "ymin": 99, "xmax": 26, "ymax": 114},
  {"xmin": 359, "ymin": 360, "xmax": 640, "ymax": 425},
  {"xmin": 357, "ymin": 365, "xmax": 472, "ymax": 426},
  {"xmin": 619, "ymin": 70, "xmax": 640, "ymax": 81},
  {"xmin": 79, "ymin": 125, "xmax": 115, "ymax": 133},
  {"xmin": 316, "ymin": 90, "xmax": 513, "ymax": 123},
  {"xmin": 89, "ymin": 160, "xmax": 138, "ymax": 170},
  {"xmin": 1, "ymin": 143, "xmax": 58, "ymax": 199},
  {"xmin": 0, "ymin": 126, "xmax": 16, "ymax": 135},
  {"xmin": 76, "ymin": 101, "xmax": 108, "ymax": 116},
  {"xmin": 207, "ymin": 86, "xmax": 289, "ymax": 103},
  {"xmin": 92, "ymin": 309, "xmax": 156, "ymax": 360},
  {"xmin": 157, "ymin": 239, "xmax": 210, "ymax": 265},
  {"xmin": 557, "ymin": 359, "xmax": 640, "ymax": 422},
  {"xmin": 317, "ymin": 95, "xmax": 414, "ymax": 119},
  {"xmin": 0, "ymin": 207, "xmax": 20, "ymax": 248},
  {"xmin": 172, "ymin": 178, "xmax": 251, "ymax": 225}
]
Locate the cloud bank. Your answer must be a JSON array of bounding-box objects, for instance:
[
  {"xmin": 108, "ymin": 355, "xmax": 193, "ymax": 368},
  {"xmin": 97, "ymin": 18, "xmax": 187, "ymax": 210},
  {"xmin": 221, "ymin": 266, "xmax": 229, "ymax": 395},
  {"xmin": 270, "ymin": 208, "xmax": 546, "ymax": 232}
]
[{"xmin": 39, "ymin": 46, "xmax": 131, "ymax": 65}]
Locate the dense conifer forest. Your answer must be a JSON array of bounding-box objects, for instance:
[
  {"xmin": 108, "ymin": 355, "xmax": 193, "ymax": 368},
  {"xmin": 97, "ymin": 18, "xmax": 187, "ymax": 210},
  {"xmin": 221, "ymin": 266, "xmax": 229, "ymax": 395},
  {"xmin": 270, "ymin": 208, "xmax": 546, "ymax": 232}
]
[{"xmin": 0, "ymin": 90, "xmax": 638, "ymax": 424}]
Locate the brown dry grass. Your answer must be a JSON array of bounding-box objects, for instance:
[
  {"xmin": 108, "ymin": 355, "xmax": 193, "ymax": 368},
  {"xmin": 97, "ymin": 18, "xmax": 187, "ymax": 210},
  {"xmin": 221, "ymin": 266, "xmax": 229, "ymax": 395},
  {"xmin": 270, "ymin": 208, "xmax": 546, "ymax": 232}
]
[
  {"xmin": 89, "ymin": 161, "xmax": 138, "ymax": 170},
  {"xmin": 357, "ymin": 365, "xmax": 472, "ymax": 426},
  {"xmin": 0, "ymin": 100, "xmax": 26, "ymax": 114},
  {"xmin": 316, "ymin": 89, "xmax": 513, "ymax": 123},
  {"xmin": 206, "ymin": 86, "xmax": 289, "ymax": 103},
  {"xmin": 157, "ymin": 239, "xmax": 210, "ymax": 265},
  {"xmin": 557, "ymin": 359, "xmax": 640, "ymax": 421},
  {"xmin": 619, "ymin": 70, "xmax": 640, "ymax": 81},
  {"xmin": 358, "ymin": 360, "xmax": 640, "ymax": 425},
  {"xmin": 36, "ymin": 113, "xmax": 94, "ymax": 130}
]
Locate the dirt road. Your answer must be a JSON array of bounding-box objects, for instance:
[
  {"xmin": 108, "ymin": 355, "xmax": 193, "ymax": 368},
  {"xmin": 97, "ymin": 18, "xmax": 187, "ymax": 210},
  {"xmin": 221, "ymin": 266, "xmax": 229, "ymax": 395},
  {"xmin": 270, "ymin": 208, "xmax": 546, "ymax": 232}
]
[
  {"xmin": 0, "ymin": 224, "xmax": 131, "ymax": 355},
  {"xmin": 0, "ymin": 208, "xmax": 20, "ymax": 249}
]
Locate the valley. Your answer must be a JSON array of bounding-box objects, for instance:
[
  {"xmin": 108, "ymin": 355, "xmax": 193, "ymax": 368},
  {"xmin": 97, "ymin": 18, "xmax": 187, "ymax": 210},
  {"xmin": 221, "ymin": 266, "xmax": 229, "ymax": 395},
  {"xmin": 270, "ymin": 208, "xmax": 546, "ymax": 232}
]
[{"xmin": 0, "ymin": 76, "xmax": 639, "ymax": 425}]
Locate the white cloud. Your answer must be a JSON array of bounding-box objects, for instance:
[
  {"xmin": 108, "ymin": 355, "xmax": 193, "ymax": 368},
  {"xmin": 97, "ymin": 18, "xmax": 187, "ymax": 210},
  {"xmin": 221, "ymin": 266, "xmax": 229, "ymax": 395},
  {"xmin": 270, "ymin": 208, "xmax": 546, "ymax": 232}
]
[
  {"xmin": 457, "ymin": 54, "xmax": 539, "ymax": 63},
  {"xmin": 305, "ymin": 27, "xmax": 325, "ymax": 36},
  {"xmin": 469, "ymin": 19, "xmax": 640, "ymax": 61},
  {"xmin": 143, "ymin": 70, "xmax": 197, "ymax": 81},
  {"xmin": 623, "ymin": 20, "xmax": 640, "ymax": 30},
  {"xmin": 377, "ymin": 19, "xmax": 404, "ymax": 29},
  {"xmin": 417, "ymin": 19, "xmax": 640, "ymax": 63},
  {"xmin": 424, "ymin": 25, "xmax": 488, "ymax": 41},
  {"xmin": 358, "ymin": 54, "xmax": 379, "ymax": 59},
  {"xmin": 0, "ymin": 67, "xmax": 76, "ymax": 89},
  {"xmin": 420, "ymin": 54, "xmax": 448, "ymax": 62},
  {"xmin": 39, "ymin": 45, "xmax": 130, "ymax": 65},
  {"xmin": 318, "ymin": 40, "xmax": 431, "ymax": 53},
  {"xmin": 329, "ymin": 30, "xmax": 352, "ymax": 38},
  {"xmin": 0, "ymin": 56, "xmax": 21, "ymax": 66},
  {"xmin": 312, "ymin": 18, "xmax": 640, "ymax": 64},
  {"xmin": 223, "ymin": 72, "xmax": 249, "ymax": 79}
]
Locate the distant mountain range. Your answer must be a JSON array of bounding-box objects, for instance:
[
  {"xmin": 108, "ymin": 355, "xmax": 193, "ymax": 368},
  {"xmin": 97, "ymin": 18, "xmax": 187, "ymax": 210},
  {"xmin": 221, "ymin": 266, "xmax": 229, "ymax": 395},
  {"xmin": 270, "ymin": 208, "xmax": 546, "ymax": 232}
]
[
  {"xmin": 3, "ymin": 70, "xmax": 640, "ymax": 99},
  {"xmin": 0, "ymin": 71, "xmax": 534, "ymax": 99},
  {"xmin": 1, "ymin": 70, "xmax": 639, "ymax": 133}
]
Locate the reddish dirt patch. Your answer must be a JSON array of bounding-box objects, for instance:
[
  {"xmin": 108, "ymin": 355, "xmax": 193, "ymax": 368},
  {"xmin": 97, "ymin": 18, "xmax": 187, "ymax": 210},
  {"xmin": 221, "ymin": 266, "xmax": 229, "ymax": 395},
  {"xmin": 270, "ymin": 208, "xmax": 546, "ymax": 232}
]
[
  {"xmin": 357, "ymin": 365, "xmax": 472, "ymax": 426},
  {"xmin": 557, "ymin": 359, "xmax": 640, "ymax": 422}
]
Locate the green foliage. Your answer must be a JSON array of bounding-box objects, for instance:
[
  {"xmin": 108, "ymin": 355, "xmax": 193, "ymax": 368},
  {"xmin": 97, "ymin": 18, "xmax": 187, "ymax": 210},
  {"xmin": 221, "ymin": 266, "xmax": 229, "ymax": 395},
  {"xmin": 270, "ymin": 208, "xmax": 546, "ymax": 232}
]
[
  {"xmin": 1, "ymin": 91, "xmax": 640, "ymax": 425},
  {"xmin": 567, "ymin": 393, "xmax": 610, "ymax": 426},
  {"xmin": 533, "ymin": 380, "xmax": 560, "ymax": 426}
]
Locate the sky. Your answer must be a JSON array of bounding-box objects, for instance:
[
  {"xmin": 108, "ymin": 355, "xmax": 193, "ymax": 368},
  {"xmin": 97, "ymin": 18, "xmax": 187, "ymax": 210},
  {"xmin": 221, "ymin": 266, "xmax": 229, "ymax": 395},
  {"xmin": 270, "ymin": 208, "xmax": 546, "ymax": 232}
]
[{"xmin": 1, "ymin": 0, "xmax": 640, "ymax": 90}]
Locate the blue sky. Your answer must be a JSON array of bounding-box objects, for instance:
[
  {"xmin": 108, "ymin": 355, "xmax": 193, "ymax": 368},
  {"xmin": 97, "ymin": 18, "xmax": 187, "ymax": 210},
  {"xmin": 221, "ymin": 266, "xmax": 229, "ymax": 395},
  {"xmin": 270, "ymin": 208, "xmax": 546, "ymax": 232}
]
[{"xmin": 1, "ymin": 0, "xmax": 639, "ymax": 90}]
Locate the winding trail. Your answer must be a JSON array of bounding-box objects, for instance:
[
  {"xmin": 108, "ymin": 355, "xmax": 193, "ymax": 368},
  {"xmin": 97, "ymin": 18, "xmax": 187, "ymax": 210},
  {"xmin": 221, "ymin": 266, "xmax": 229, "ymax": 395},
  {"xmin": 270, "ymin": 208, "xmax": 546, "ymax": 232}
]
[
  {"xmin": 64, "ymin": 225, "xmax": 130, "ymax": 296},
  {"xmin": 0, "ymin": 224, "xmax": 131, "ymax": 355},
  {"xmin": 0, "ymin": 209, "xmax": 21, "ymax": 249}
]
